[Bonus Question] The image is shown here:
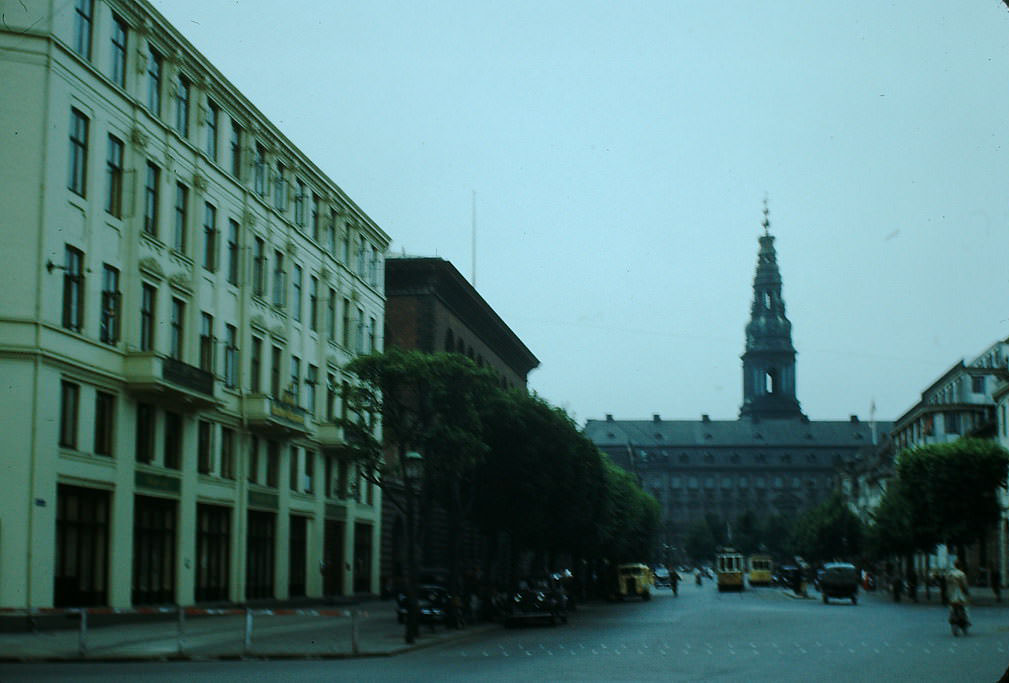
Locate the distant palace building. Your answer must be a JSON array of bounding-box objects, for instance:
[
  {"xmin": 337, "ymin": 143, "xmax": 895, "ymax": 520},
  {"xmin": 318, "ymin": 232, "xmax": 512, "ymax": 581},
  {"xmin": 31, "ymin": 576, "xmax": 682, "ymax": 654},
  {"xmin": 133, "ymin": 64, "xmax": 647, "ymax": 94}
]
[{"xmin": 584, "ymin": 209, "xmax": 890, "ymax": 550}]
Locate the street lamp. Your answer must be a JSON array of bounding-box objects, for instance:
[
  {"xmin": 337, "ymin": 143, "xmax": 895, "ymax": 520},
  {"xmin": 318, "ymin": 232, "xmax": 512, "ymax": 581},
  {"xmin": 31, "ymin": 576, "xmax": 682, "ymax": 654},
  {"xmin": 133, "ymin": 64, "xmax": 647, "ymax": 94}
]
[{"xmin": 403, "ymin": 450, "xmax": 424, "ymax": 644}]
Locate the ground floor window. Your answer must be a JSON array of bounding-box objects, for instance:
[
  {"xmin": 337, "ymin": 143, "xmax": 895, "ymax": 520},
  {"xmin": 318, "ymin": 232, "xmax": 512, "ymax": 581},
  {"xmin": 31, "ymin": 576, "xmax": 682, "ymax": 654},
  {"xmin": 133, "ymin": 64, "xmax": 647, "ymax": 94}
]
[
  {"xmin": 288, "ymin": 515, "xmax": 308, "ymax": 597},
  {"xmin": 323, "ymin": 520, "xmax": 344, "ymax": 596},
  {"xmin": 196, "ymin": 503, "xmax": 231, "ymax": 602},
  {"xmin": 246, "ymin": 510, "xmax": 275, "ymax": 599},
  {"xmin": 132, "ymin": 495, "xmax": 177, "ymax": 605},
  {"xmin": 353, "ymin": 522, "xmax": 372, "ymax": 594},
  {"xmin": 55, "ymin": 484, "xmax": 109, "ymax": 607}
]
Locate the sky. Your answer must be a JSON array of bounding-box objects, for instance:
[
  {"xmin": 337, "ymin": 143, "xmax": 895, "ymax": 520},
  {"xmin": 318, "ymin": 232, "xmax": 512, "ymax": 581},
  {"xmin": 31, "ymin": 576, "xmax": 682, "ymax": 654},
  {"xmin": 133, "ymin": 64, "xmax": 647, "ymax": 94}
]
[{"xmin": 150, "ymin": 0, "xmax": 1009, "ymax": 426}]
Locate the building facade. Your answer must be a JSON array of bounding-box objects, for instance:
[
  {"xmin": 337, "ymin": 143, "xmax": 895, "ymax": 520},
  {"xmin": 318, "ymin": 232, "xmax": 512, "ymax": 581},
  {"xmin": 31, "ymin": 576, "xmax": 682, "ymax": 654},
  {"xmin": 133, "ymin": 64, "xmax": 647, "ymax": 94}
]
[
  {"xmin": 585, "ymin": 211, "xmax": 887, "ymax": 552},
  {"xmin": 0, "ymin": 0, "xmax": 390, "ymax": 608}
]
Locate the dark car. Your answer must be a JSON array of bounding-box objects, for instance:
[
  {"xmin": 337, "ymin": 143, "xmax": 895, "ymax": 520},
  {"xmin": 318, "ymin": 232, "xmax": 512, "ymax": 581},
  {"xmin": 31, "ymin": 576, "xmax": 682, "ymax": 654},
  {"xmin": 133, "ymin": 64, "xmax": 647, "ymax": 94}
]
[
  {"xmin": 395, "ymin": 584, "xmax": 451, "ymax": 624},
  {"xmin": 820, "ymin": 562, "xmax": 859, "ymax": 605},
  {"xmin": 499, "ymin": 577, "xmax": 568, "ymax": 626},
  {"xmin": 774, "ymin": 565, "xmax": 801, "ymax": 588},
  {"xmin": 654, "ymin": 567, "xmax": 672, "ymax": 588}
]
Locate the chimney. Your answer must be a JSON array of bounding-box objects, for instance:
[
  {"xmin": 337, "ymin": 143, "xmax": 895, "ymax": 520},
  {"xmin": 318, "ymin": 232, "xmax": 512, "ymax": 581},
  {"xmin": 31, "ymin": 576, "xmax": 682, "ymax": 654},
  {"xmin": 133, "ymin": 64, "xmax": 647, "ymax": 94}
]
[
  {"xmin": 850, "ymin": 415, "xmax": 859, "ymax": 423},
  {"xmin": 701, "ymin": 414, "xmax": 710, "ymax": 423},
  {"xmin": 605, "ymin": 414, "xmax": 613, "ymax": 422},
  {"xmin": 653, "ymin": 414, "xmax": 661, "ymax": 423}
]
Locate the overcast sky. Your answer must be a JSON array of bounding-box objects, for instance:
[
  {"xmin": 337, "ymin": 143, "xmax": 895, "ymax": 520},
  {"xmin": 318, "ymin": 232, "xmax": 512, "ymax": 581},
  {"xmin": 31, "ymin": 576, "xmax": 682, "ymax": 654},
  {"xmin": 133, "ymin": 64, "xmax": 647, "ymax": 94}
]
[{"xmin": 151, "ymin": 0, "xmax": 1009, "ymax": 425}]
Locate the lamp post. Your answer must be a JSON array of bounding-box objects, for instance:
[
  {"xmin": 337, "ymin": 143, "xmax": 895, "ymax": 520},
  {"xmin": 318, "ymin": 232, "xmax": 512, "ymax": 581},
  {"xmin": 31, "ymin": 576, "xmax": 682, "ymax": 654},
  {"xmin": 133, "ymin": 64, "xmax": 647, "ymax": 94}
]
[{"xmin": 403, "ymin": 450, "xmax": 424, "ymax": 644}]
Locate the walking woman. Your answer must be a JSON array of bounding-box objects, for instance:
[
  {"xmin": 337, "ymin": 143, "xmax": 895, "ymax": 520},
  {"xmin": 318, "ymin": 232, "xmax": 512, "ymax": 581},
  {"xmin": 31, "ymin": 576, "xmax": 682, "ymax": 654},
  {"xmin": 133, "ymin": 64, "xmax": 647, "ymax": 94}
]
[{"xmin": 948, "ymin": 560, "xmax": 970, "ymax": 636}]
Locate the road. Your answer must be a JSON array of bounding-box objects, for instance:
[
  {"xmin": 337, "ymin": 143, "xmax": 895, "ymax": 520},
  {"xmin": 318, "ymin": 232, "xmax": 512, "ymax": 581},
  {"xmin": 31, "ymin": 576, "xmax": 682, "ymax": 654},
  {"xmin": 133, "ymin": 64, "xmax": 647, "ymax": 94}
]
[{"xmin": 5, "ymin": 583, "xmax": 1008, "ymax": 681}]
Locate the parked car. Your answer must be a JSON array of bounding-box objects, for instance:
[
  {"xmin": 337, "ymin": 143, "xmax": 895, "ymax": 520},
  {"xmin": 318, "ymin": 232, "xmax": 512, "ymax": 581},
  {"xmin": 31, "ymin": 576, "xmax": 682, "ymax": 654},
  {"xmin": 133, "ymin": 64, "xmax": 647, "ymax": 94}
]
[
  {"xmin": 654, "ymin": 566, "xmax": 672, "ymax": 588},
  {"xmin": 774, "ymin": 565, "xmax": 801, "ymax": 588},
  {"xmin": 820, "ymin": 562, "xmax": 860, "ymax": 605},
  {"xmin": 499, "ymin": 577, "xmax": 568, "ymax": 626},
  {"xmin": 614, "ymin": 563, "xmax": 654, "ymax": 600},
  {"xmin": 395, "ymin": 584, "xmax": 451, "ymax": 624}
]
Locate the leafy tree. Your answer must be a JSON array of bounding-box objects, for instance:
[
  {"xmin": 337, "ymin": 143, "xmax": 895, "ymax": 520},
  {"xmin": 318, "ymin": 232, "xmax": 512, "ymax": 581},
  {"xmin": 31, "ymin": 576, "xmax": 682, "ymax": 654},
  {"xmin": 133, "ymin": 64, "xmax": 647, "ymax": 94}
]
[
  {"xmin": 760, "ymin": 513, "xmax": 795, "ymax": 559},
  {"xmin": 866, "ymin": 479, "xmax": 918, "ymax": 560},
  {"xmin": 791, "ymin": 492, "xmax": 863, "ymax": 563},
  {"xmin": 684, "ymin": 518, "xmax": 717, "ymax": 564},
  {"xmin": 733, "ymin": 510, "xmax": 761, "ymax": 556}
]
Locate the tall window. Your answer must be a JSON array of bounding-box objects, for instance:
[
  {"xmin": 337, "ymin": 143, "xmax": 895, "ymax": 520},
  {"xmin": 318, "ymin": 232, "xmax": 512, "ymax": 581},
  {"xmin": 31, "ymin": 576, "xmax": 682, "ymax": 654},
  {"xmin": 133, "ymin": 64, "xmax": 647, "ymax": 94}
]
[
  {"xmin": 109, "ymin": 15, "xmax": 127, "ymax": 87},
  {"xmin": 252, "ymin": 237, "xmax": 266, "ymax": 296},
  {"xmin": 341, "ymin": 297, "xmax": 350, "ymax": 347},
  {"xmin": 198, "ymin": 421, "xmax": 213, "ymax": 474},
  {"xmin": 355, "ymin": 307, "xmax": 364, "ymax": 353},
  {"xmin": 357, "ymin": 236, "xmax": 366, "ymax": 277},
  {"xmin": 289, "ymin": 356, "xmax": 301, "ymax": 406},
  {"xmin": 327, "ymin": 288, "xmax": 336, "ymax": 340},
  {"xmin": 309, "ymin": 276, "xmax": 318, "ymax": 331},
  {"xmin": 59, "ymin": 381, "xmax": 80, "ymax": 448},
  {"xmin": 266, "ymin": 441, "xmax": 279, "ymax": 487},
  {"xmin": 369, "ymin": 247, "xmax": 380, "ymax": 287},
  {"xmin": 326, "ymin": 373, "xmax": 336, "ymax": 421},
  {"xmin": 174, "ymin": 182, "xmax": 188, "ymax": 253},
  {"xmin": 291, "ymin": 264, "xmax": 302, "ymax": 322},
  {"xmin": 270, "ymin": 346, "xmax": 282, "ymax": 397},
  {"xmin": 73, "ymin": 0, "xmax": 93, "ymax": 60},
  {"xmin": 341, "ymin": 229, "xmax": 351, "ymax": 265},
  {"xmin": 68, "ymin": 109, "xmax": 88, "ymax": 196},
  {"xmin": 146, "ymin": 48, "xmax": 162, "ymax": 115},
  {"xmin": 254, "ymin": 143, "xmax": 266, "ymax": 196},
  {"xmin": 202, "ymin": 202, "xmax": 217, "ymax": 271},
  {"xmin": 143, "ymin": 161, "xmax": 159, "ymax": 236},
  {"xmin": 136, "ymin": 403, "xmax": 154, "ymax": 463},
  {"xmin": 272, "ymin": 250, "xmax": 285, "ymax": 306},
  {"xmin": 248, "ymin": 436, "xmax": 259, "ymax": 483},
  {"xmin": 306, "ymin": 365, "xmax": 318, "ymax": 415},
  {"xmin": 99, "ymin": 265, "xmax": 121, "ymax": 344},
  {"xmin": 273, "ymin": 161, "xmax": 286, "ymax": 210},
  {"xmin": 226, "ymin": 219, "xmax": 240, "ymax": 285},
  {"xmin": 230, "ymin": 119, "xmax": 243, "ymax": 177},
  {"xmin": 94, "ymin": 391, "xmax": 114, "ymax": 456},
  {"xmin": 62, "ymin": 246, "xmax": 84, "ymax": 332},
  {"xmin": 250, "ymin": 336, "xmax": 262, "ymax": 393},
  {"xmin": 328, "ymin": 209, "xmax": 338, "ymax": 254},
  {"xmin": 220, "ymin": 427, "xmax": 235, "ymax": 479},
  {"xmin": 304, "ymin": 452, "xmax": 315, "ymax": 494},
  {"xmin": 224, "ymin": 324, "xmax": 238, "ymax": 388},
  {"xmin": 294, "ymin": 180, "xmax": 306, "ymax": 226},
  {"xmin": 175, "ymin": 74, "xmax": 190, "ymax": 137},
  {"xmin": 169, "ymin": 298, "xmax": 184, "ymax": 360},
  {"xmin": 105, "ymin": 135, "xmax": 124, "ymax": 216},
  {"xmin": 140, "ymin": 283, "xmax": 156, "ymax": 351},
  {"xmin": 311, "ymin": 194, "xmax": 320, "ymax": 241},
  {"xmin": 289, "ymin": 447, "xmax": 299, "ymax": 492},
  {"xmin": 368, "ymin": 316, "xmax": 376, "ymax": 353},
  {"xmin": 205, "ymin": 100, "xmax": 219, "ymax": 160},
  {"xmin": 164, "ymin": 411, "xmax": 181, "ymax": 469},
  {"xmin": 199, "ymin": 312, "xmax": 214, "ymax": 372}
]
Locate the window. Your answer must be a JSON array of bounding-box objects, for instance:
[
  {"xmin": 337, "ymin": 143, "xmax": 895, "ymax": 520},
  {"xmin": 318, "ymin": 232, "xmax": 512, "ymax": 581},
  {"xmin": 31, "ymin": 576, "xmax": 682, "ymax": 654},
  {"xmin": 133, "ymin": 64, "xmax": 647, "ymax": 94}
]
[
  {"xmin": 357, "ymin": 236, "xmax": 366, "ymax": 277},
  {"xmin": 306, "ymin": 365, "xmax": 318, "ymax": 415},
  {"xmin": 224, "ymin": 324, "xmax": 238, "ymax": 388},
  {"xmin": 291, "ymin": 264, "xmax": 302, "ymax": 322},
  {"xmin": 266, "ymin": 441, "xmax": 279, "ymax": 487},
  {"xmin": 59, "ymin": 381, "xmax": 80, "ymax": 448},
  {"xmin": 294, "ymin": 180, "xmax": 306, "ymax": 226},
  {"xmin": 341, "ymin": 297, "xmax": 350, "ymax": 346},
  {"xmin": 175, "ymin": 74, "xmax": 190, "ymax": 136},
  {"xmin": 272, "ymin": 250, "xmax": 285, "ymax": 306},
  {"xmin": 136, "ymin": 403, "xmax": 154, "ymax": 463},
  {"xmin": 337, "ymin": 459, "xmax": 349, "ymax": 498},
  {"xmin": 198, "ymin": 421, "xmax": 213, "ymax": 474},
  {"xmin": 109, "ymin": 15, "xmax": 127, "ymax": 87},
  {"xmin": 68, "ymin": 109, "xmax": 88, "ymax": 196},
  {"xmin": 289, "ymin": 356, "xmax": 301, "ymax": 406},
  {"xmin": 250, "ymin": 336, "xmax": 263, "ymax": 393},
  {"xmin": 99, "ymin": 265, "xmax": 121, "ymax": 344},
  {"xmin": 368, "ymin": 316, "xmax": 376, "ymax": 352},
  {"xmin": 143, "ymin": 161, "xmax": 159, "ymax": 236},
  {"xmin": 94, "ymin": 391, "xmax": 114, "ymax": 456},
  {"xmin": 62, "ymin": 246, "xmax": 84, "ymax": 332},
  {"xmin": 328, "ymin": 209, "xmax": 338, "ymax": 254},
  {"xmin": 972, "ymin": 375, "xmax": 985, "ymax": 394},
  {"xmin": 220, "ymin": 427, "xmax": 234, "ymax": 479},
  {"xmin": 169, "ymin": 298, "xmax": 185, "ymax": 360},
  {"xmin": 247, "ymin": 236, "xmax": 264, "ymax": 296},
  {"xmin": 174, "ymin": 183, "xmax": 188, "ymax": 252},
  {"xmin": 270, "ymin": 346, "xmax": 282, "ymax": 397},
  {"xmin": 311, "ymin": 194, "xmax": 320, "ymax": 240},
  {"xmin": 105, "ymin": 135, "xmax": 124, "ymax": 216},
  {"xmin": 199, "ymin": 313, "xmax": 214, "ymax": 372},
  {"xmin": 146, "ymin": 48, "xmax": 162, "ymax": 115},
  {"xmin": 140, "ymin": 283, "xmax": 156, "ymax": 351},
  {"xmin": 164, "ymin": 411, "xmax": 181, "ymax": 469},
  {"xmin": 341, "ymin": 229, "xmax": 350, "ymax": 265},
  {"xmin": 202, "ymin": 202, "xmax": 217, "ymax": 271},
  {"xmin": 230, "ymin": 120, "xmax": 243, "ymax": 177},
  {"xmin": 308, "ymin": 277, "xmax": 318, "ymax": 331},
  {"xmin": 248, "ymin": 436, "xmax": 259, "ymax": 483},
  {"xmin": 73, "ymin": 0, "xmax": 93, "ymax": 59},
  {"xmin": 945, "ymin": 412, "xmax": 961, "ymax": 435},
  {"xmin": 304, "ymin": 452, "xmax": 315, "ymax": 494},
  {"xmin": 327, "ymin": 288, "xmax": 336, "ymax": 339},
  {"xmin": 326, "ymin": 373, "xmax": 337, "ymax": 421},
  {"xmin": 289, "ymin": 446, "xmax": 299, "ymax": 492},
  {"xmin": 226, "ymin": 219, "xmax": 240, "ymax": 285},
  {"xmin": 273, "ymin": 161, "xmax": 286, "ymax": 210},
  {"xmin": 205, "ymin": 100, "xmax": 219, "ymax": 160},
  {"xmin": 355, "ymin": 307, "xmax": 364, "ymax": 353},
  {"xmin": 254, "ymin": 143, "xmax": 266, "ymax": 196},
  {"xmin": 369, "ymin": 246, "xmax": 380, "ymax": 287}
]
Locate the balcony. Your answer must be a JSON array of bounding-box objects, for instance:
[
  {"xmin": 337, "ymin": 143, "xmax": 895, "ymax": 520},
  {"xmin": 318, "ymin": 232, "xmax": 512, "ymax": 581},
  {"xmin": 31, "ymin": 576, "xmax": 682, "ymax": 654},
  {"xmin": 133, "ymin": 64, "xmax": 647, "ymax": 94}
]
[
  {"xmin": 124, "ymin": 352, "xmax": 219, "ymax": 410},
  {"xmin": 244, "ymin": 394, "xmax": 311, "ymax": 437},
  {"xmin": 315, "ymin": 421, "xmax": 343, "ymax": 447}
]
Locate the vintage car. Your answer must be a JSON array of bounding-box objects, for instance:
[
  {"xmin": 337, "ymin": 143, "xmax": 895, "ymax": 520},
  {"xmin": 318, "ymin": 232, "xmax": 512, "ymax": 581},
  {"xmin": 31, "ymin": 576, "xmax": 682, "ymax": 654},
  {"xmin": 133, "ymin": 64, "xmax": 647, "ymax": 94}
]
[
  {"xmin": 820, "ymin": 562, "xmax": 860, "ymax": 605},
  {"xmin": 499, "ymin": 577, "xmax": 568, "ymax": 626},
  {"xmin": 653, "ymin": 566, "xmax": 672, "ymax": 588},
  {"xmin": 395, "ymin": 584, "xmax": 451, "ymax": 624},
  {"xmin": 614, "ymin": 563, "xmax": 653, "ymax": 600}
]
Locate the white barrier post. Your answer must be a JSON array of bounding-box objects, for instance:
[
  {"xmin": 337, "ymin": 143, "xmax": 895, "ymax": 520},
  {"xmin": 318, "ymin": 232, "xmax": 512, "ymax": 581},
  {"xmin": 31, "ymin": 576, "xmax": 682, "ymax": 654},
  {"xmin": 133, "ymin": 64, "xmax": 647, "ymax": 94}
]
[
  {"xmin": 243, "ymin": 608, "xmax": 253, "ymax": 656},
  {"xmin": 351, "ymin": 610, "xmax": 359, "ymax": 655},
  {"xmin": 78, "ymin": 608, "xmax": 88, "ymax": 657},
  {"xmin": 177, "ymin": 606, "xmax": 186, "ymax": 656}
]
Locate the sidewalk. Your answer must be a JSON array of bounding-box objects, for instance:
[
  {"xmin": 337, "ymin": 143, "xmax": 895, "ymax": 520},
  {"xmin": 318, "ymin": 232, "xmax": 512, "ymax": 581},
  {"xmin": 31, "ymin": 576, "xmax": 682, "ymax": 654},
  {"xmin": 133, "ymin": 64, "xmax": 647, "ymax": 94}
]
[{"xmin": 0, "ymin": 599, "xmax": 498, "ymax": 662}]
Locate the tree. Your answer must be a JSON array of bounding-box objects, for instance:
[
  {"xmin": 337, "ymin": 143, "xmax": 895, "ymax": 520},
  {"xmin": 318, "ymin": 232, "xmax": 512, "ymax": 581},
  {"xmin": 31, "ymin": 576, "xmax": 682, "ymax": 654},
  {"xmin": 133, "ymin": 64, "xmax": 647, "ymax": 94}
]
[
  {"xmin": 866, "ymin": 479, "xmax": 919, "ymax": 561},
  {"xmin": 684, "ymin": 518, "xmax": 717, "ymax": 564},
  {"xmin": 791, "ymin": 492, "xmax": 863, "ymax": 563}
]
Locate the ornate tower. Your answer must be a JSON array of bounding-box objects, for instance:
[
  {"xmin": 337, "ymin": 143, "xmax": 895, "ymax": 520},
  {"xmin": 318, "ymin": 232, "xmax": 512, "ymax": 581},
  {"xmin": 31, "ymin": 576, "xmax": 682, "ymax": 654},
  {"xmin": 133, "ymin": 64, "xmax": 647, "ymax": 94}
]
[{"xmin": 739, "ymin": 203, "xmax": 803, "ymax": 420}]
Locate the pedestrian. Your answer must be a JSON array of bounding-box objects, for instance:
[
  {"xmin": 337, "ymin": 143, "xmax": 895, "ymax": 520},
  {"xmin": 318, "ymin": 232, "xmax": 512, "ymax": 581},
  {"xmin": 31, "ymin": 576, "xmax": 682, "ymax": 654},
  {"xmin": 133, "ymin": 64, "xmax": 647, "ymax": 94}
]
[
  {"xmin": 991, "ymin": 565, "xmax": 1001, "ymax": 603},
  {"xmin": 670, "ymin": 568, "xmax": 679, "ymax": 597},
  {"xmin": 907, "ymin": 567, "xmax": 918, "ymax": 603},
  {"xmin": 947, "ymin": 560, "xmax": 970, "ymax": 635}
]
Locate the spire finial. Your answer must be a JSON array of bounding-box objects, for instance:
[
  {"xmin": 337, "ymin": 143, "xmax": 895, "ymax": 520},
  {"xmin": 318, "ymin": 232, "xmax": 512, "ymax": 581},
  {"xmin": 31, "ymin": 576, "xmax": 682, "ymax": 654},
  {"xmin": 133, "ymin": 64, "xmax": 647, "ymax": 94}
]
[{"xmin": 761, "ymin": 195, "xmax": 770, "ymax": 235}]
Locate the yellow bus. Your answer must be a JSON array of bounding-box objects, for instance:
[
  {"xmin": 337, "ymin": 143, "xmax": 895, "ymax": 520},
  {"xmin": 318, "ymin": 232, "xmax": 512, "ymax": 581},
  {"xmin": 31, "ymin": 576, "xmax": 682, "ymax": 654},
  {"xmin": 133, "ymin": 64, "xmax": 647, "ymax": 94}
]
[
  {"xmin": 748, "ymin": 554, "xmax": 773, "ymax": 586},
  {"xmin": 716, "ymin": 549, "xmax": 745, "ymax": 592}
]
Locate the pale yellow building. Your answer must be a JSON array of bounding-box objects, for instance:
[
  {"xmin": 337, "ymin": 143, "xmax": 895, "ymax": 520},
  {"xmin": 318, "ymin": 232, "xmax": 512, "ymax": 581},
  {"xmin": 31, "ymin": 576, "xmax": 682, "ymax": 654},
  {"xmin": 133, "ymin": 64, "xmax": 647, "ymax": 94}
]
[{"xmin": 0, "ymin": 0, "xmax": 389, "ymax": 608}]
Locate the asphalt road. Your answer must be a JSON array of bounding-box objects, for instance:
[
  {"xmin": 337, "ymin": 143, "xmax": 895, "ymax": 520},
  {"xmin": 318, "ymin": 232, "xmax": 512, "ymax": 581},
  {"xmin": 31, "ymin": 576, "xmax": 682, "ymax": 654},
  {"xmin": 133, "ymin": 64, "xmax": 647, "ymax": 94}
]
[{"xmin": 5, "ymin": 583, "xmax": 1009, "ymax": 682}]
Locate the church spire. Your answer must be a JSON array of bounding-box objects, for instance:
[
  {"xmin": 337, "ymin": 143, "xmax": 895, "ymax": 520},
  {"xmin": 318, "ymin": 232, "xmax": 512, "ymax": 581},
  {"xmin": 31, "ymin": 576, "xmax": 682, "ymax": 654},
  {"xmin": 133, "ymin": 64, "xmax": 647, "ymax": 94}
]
[{"xmin": 740, "ymin": 202, "xmax": 803, "ymax": 420}]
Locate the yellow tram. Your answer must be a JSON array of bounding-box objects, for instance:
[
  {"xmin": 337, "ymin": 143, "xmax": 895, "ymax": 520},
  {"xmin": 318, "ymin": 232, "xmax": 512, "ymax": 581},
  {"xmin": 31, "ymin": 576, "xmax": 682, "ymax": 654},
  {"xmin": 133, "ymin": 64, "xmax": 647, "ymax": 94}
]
[
  {"xmin": 747, "ymin": 554, "xmax": 773, "ymax": 586},
  {"xmin": 716, "ymin": 548, "xmax": 745, "ymax": 592}
]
